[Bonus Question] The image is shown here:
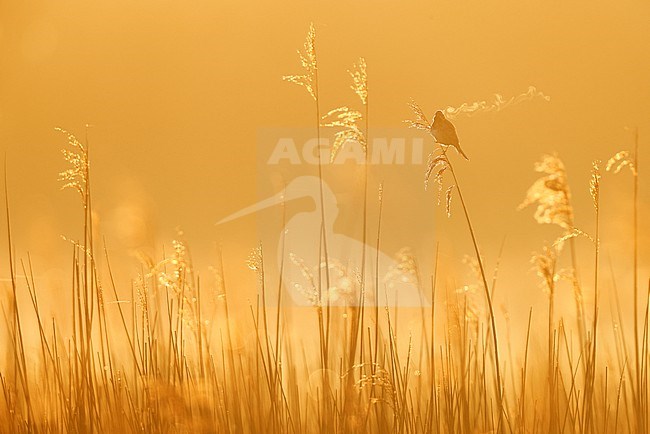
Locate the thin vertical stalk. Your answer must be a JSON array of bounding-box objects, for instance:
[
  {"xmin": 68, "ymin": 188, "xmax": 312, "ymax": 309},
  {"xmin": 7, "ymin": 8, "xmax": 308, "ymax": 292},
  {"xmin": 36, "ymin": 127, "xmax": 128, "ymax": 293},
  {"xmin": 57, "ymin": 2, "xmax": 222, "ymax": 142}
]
[
  {"xmin": 632, "ymin": 129, "xmax": 641, "ymax": 434},
  {"xmin": 446, "ymin": 158, "xmax": 504, "ymax": 431}
]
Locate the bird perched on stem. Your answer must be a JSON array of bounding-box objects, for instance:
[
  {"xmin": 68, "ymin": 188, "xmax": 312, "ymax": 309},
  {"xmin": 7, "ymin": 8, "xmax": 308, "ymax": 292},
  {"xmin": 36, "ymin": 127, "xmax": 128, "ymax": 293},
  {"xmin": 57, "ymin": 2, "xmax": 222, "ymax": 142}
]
[{"xmin": 430, "ymin": 110, "xmax": 469, "ymax": 160}]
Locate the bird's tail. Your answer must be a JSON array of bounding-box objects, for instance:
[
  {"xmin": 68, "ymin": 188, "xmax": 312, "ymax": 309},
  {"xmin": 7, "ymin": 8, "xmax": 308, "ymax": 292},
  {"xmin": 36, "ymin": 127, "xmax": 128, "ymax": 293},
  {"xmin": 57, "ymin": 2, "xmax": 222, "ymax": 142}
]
[{"xmin": 456, "ymin": 145, "xmax": 470, "ymax": 161}]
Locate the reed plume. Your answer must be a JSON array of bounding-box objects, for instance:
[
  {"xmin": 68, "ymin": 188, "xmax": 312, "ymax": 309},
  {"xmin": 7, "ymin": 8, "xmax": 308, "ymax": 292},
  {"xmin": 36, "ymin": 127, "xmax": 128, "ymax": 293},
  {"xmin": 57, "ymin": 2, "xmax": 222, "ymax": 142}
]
[{"xmin": 520, "ymin": 153, "xmax": 588, "ymax": 349}]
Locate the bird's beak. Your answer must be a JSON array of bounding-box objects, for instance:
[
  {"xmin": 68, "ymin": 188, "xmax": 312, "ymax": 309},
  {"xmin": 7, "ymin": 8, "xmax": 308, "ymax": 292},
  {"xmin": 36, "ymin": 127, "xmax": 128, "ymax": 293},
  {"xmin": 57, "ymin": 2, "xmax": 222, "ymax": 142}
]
[{"xmin": 216, "ymin": 190, "xmax": 287, "ymax": 225}]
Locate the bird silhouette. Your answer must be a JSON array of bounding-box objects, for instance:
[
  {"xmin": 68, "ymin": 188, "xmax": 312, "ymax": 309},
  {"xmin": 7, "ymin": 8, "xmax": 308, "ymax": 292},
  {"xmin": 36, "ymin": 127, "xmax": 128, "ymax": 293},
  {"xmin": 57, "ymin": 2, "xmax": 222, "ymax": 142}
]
[
  {"xmin": 430, "ymin": 110, "xmax": 469, "ymax": 160},
  {"xmin": 217, "ymin": 176, "xmax": 428, "ymax": 307}
]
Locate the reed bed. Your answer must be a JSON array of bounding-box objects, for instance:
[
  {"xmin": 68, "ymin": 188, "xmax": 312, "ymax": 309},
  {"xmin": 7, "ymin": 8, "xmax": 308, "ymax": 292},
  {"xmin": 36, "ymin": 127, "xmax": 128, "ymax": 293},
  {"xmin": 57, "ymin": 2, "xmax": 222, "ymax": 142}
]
[{"xmin": 0, "ymin": 24, "xmax": 647, "ymax": 434}]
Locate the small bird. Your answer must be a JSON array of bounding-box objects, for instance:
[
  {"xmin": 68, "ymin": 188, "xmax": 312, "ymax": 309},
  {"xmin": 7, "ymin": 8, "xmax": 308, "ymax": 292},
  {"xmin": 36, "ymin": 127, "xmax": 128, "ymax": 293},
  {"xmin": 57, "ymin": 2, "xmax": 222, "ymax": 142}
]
[{"xmin": 430, "ymin": 110, "xmax": 469, "ymax": 160}]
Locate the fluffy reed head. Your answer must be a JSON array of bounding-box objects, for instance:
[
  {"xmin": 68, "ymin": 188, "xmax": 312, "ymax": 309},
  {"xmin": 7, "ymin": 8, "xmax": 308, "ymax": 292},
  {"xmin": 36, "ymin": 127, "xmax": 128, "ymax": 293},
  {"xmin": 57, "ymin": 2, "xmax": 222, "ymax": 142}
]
[
  {"xmin": 321, "ymin": 58, "xmax": 368, "ymax": 161},
  {"xmin": 405, "ymin": 99, "xmax": 430, "ymax": 132},
  {"xmin": 349, "ymin": 57, "xmax": 367, "ymax": 106},
  {"xmin": 531, "ymin": 244, "xmax": 560, "ymax": 295},
  {"xmin": 56, "ymin": 127, "xmax": 88, "ymax": 199},
  {"xmin": 590, "ymin": 160, "xmax": 601, "ymax": 212},
  {"xmin": 520, "ymin": 154, "xmax": 574, "ymax": 230},
  {"xmin": 606, "ymin": 150, "xmax": 637, "ymax": 176},
  {"xmin": 247, "ymin": 243, "xmax": 264, "ymax": 282},
  {"xmin": 283, "ymin": 23, "xmax": 318, "ymax": 100},
  {"xmin": 321, "ymin": 107, "xmax": 365, "ymax": 161}
]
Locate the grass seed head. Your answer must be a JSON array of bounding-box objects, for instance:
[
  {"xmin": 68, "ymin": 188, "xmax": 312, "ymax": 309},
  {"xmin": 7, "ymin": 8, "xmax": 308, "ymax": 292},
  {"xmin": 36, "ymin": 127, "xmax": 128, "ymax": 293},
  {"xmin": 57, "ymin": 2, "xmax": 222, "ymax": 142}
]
[
  {"xmin": 590, "ymin": 160, "xmax": 601, "ymax": 211},
  {"xmin": 606, "ymin": 150, "xmax": 637, "ymax": 175},
  {"xmin": 56, "ymin": 127, "xmax": 88, "ymax": 200},
  {"xmin": 321, "ymin": 107, "xmax": 366, "ymax": 161},
  {"xmin": 520, "ymin": 154, "xmax": 574, "ymax": 230},
  {"xmin": 282, "ymin": 23, "xmax": 318, "ymax": 100},
  {"xmin": 349, "ymin": 57, "xmax": 367, "ymax": 105}
]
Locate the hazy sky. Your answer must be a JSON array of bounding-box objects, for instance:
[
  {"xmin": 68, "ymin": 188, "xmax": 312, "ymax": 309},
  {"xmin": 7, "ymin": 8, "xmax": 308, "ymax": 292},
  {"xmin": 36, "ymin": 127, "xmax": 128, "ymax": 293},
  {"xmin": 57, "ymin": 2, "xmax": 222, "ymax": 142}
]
[{"xmin": 1, "ymin": 0, "xmax": 649, "ymax": 318}]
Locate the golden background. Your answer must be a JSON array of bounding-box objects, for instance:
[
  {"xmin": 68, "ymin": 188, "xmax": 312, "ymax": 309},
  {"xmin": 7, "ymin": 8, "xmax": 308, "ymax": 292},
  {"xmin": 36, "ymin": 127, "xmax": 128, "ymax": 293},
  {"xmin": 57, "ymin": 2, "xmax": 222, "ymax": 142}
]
[
  {"xmin": 0, "ymin": 0, "xmax": 649, "ymax": 349},
  {"xmin": 1, "ymin": 1, "xmax": 650, "ymax": 433}
]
